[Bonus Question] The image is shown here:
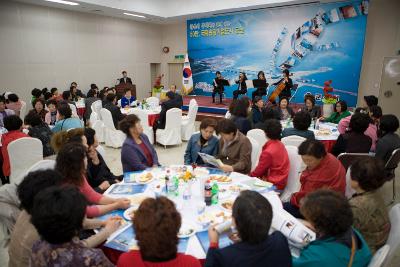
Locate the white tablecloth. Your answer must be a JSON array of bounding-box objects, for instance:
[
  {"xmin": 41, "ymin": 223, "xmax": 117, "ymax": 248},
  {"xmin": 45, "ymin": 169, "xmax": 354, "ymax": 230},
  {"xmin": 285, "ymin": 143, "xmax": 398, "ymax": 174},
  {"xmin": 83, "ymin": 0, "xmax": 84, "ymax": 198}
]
[
  {"xmin": 120, "ymin": 106, "xmax": 161, "ymax": 115},
  {"xmin": 281, "ymin": 120, "xmax": 339, "ymax": 141}
]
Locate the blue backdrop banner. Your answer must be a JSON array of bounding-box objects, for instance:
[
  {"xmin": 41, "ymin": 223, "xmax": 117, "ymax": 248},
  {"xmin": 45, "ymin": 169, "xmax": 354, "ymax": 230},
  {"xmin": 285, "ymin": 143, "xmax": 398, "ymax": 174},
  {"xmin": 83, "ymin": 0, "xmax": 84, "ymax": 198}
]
[{"xmin": 187, "ymin": 0, "xmax": 369, "ymax": 106}]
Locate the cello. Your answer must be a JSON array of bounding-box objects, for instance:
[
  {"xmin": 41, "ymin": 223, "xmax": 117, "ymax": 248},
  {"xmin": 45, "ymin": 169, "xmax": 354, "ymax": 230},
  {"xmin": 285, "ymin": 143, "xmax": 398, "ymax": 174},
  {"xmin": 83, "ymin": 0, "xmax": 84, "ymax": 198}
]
[{"xmin": 268, "ymin": 79, "xmax": 287, "ymax": 102}]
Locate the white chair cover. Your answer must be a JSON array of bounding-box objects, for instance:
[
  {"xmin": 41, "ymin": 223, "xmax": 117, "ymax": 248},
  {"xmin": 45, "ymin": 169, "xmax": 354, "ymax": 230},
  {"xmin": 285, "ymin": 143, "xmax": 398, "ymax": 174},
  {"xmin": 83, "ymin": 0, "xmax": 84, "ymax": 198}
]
[
  {"xmin": 368, "ymin": 244, "xmax": 390, "ymax": 267},
  {"xmin": 156, "ymin": 108, "xmax": 182, "ymax": 147},
  {"xmin": 89, "ymin": 112, "xmax": 105, "ymax": 143},
  {"xmin": 146, "ymin": 97, "xmax": 160, "ymax": 108},
  {"xmin": 385, "ymin": 203, "xmax": 400, "ymax": 265},
  {"xmin": 128, "ymin": 108, "xmax": 154, "ymax": 144},
  {"xmin": 225, "ymin": 111, "xmax": 231, "ymax": 119},
  {"xmin": 247, "ymin": 136, "xmax": 260, "ymax": 172},
  {"xmin": 281, "ymin": 135, "xmax": 306, "ymax": 148},
  {"xmin": 19, "ymin": 101, "xmax": 27, "ymax": 119},
  {"xmin": 91, "ymin": 100, "xmax": 103, "ymax": 120},
  {"xmin": 117, "ymin": 99, "xmax": 122, "ymax": 107},
  {"xmin": 96, "ymin": 145, "xmax": 106, "ymax": 159},
  {"xmin": 26, "ymin": 159, "xmax": 55, "ymax": 174},
  {"xmin": 247, "ymin": 129, "xmax": 267, "ymax": 147},
  {"xmin": 345, "ymin": 167, "xmax": 356, "ymax": 199},
  {"xmin": 280, "ymin": 145, "xmax": 302, "ymax": 202},
  {"xmin": 100, "ymin": 108, "xmax": 125, "ymax": 148},
  {"xmin": 69, "ymin": 103, "xmax": 78, "ymax": 118},
  {"xmin": 181, "ymin": 103, "xmax": 198, "ymax": 141},
  {"xmin": 8, "ymin": 137, "xmax": 43, "ymax": 185}
]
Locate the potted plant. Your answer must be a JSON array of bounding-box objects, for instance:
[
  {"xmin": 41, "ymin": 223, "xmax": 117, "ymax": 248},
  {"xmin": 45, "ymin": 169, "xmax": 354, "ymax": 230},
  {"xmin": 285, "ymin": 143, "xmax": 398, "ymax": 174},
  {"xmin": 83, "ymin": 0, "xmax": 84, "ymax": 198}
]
[{"xmin": 321, "ymin": 80, "xmax": 337, "ymax": 117}]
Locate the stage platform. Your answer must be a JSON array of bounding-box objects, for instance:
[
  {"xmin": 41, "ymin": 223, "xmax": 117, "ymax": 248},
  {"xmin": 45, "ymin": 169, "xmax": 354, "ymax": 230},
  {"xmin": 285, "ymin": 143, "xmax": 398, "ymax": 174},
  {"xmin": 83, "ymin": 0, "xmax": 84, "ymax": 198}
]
[{"xmin": 182, "ymin": 95, "xmax": 231, "ymax": 116}]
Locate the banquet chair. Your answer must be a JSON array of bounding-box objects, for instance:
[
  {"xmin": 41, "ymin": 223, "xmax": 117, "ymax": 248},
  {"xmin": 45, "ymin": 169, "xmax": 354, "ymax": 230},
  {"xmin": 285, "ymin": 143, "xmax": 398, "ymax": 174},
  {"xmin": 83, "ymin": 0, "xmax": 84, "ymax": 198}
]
[
  {"xmin": 156, "ymin": 108, "xmax": 182, "ymax": 148},
  {"xmin": 368, "ymin": 244, "xmax": 390, "ymax": 267},
  {"xmin": 247, "ymin": 136, "xmax": 261, "ymax": 172},
  {"xmin": 8, "ymin": 137, "xmax": 43, "ymax": 185},
  {"xmin": 383, "ymin": 203, "xmax": 400, "ymax": 266},
  {"xmin": 384, "ymin": 148, "xmax": 400, "ymax": 204},
  {"xmin": 181, "ymin": 102, "xmax": 198, "ymax": 141},
  {"xmin": 19, "ymin": 100, "xmax": 27, "ymax": 119},
  {"xmin": 337, "ymin": 153, "xmax": 373, "ymax": 171},
  {"xmin": 89, "ymin": 112, "xmax": 105, "ymax": 143},
  {"xmin": 280, "ymin": 145, "xmax": 302, "ymax": 202},
  {"xmin": 247, "ymin": 129, "xmax": 267, "ymax": 147},
  {"xmin": 117, "ymin": 99, "xmax": 122, "ymax": 107},
  {"xmin": 281, "ymin": 135, "xmax": 306, "ymax": 148},
  {"xmin": 25, "ymin": 159, "xmax": 56, "ymax": 174},
  {"xmin": 182, "ymin": 99, "xmax": 197, "ymax": 120},
  {"xmin": 99, "ymin": 108, "xmax": 126, "ymax": 148},
  {"xmin": 345, "ymin": 167, "xmax": 356, "ymax": 199},
  {"xmin": 91, "ymin": 100, "xmax": 103, "ymax": 120},
  {"xmin": 96, "ymin": 145, "xmax": 106, "ymax": 159},
  {"xmin": 146, "ymin": 97, "xmax": 159, "ymax": 108},
  {"xmin": 69, "ymin": 103, "xmax": 78, "ymax": 118},
  {"xmin": 129, "ymin": 108, "xmax": 154, "ymax": 144}
]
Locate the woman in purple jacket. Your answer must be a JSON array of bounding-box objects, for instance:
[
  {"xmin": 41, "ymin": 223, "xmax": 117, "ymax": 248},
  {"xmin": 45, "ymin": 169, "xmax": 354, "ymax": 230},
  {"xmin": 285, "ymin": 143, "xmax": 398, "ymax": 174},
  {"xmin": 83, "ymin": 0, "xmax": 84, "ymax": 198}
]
[{"xmin": 119, "ymin": 114, "xmax": 159, "ymax": 172}]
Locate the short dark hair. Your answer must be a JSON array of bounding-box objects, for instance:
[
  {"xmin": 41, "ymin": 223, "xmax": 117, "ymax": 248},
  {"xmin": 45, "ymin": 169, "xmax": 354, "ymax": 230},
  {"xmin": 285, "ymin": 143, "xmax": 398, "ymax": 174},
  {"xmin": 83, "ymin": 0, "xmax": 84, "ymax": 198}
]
[
  {"xmin": 84, "ymin": 127, "xmax": 96, "ymax": 146},
  {"xmin": 304, "ymin": 94, "xmax": 315, "ymax": 106},
  {"xmin": 261, "ymin": 107, "xmax": 278, "ymax": 121},
  {"xmin": 122, "ymin": 71, "xmax": 127, "ymax": 74},
  {"xmin": 44, "ymin": 92, "xmax": 53, "ymax": 101},
  {"xmin": 216, "ymin": 119, "xmax": 237, "ymax": 135},
  {"xmin": 17, "ymin": 170, "xmax": 63, "ymax": 214},
  {"xmin": 216, "ymin": 71, "xmax": 221, "ymax": 75},
  {"xmin": 46, "ymin": 99, "xmax": 57, "ymax": 107},
  {"xmin": 119, "ymin": 114, "xmax": 140, "ymax": 135},
  {"xmin": 253, "ymin": 96, "xmax": 263, "ymax": 106},
  {"xmin": 354, "ymin": 107, "xmax": 368, "ymax": 115},
  {"xmin": 369, "ymin": 105, "xmax": 382, "ymax": 119},
  {"xmin": 166, "ymin": 91, "xmax": 175, "ymax": 100},
  {"xmin": 279, "ymin": 96, "xmax": 289, "ymax": 105},
  {"xmin": 232, "ymin": 190, "xmax": 273, "ymax": 244},
  {"xmin": 283, "ymin": 69, "xmax": 289, "ymax": 76},
  {"xmin": 257, "ymin": 71, "xmax": 265, "ymax": 79},
  {"xmin": 298, "ymin": 139, "xmax": 327, "ymax": 158},
  {"xmin": 31, "ymin": 88, "xmax": 42, "ymax": 98},
  {"xmin": 55, "ymin": 142, "xmax": 87, "ymax": 186},
  {"xmin": 293, "ymin": 111, "xmax": 312, "ymax": 131},
  {"xmin": 261, "ymin": 119, "xmax": 282, "ymax": 140},
  {"xmin": 50, "ymin": 87, "xmax": 58, "ymax": 94},
  {"xmin": 231, "ymin": 98, "xmax": 249, "ymax": 117},
  {"xmin": 7, "ymin": 93, "xmax": 19, "ymax": 102},
  {"xmin": 379, "ymin": 114, "xmax": 399, "ymax": 133},
  {"xmin": 4, "ymin": 115, "xmax": 23, "ymax": 131},
  {"xmin": 349, "ymin": 113, "xmax": 370, "ymax": 134},
  {"xmin": 200, "ymin": 118, "xmax": 217, "ymax": 130},
  {"xmin": 71, "ymin": 82, "xmax": 77, "ymax": 87},
  {"xmin": 90, "ymin": 83, "xmax": 98, "ymax": 90},
  {"xmin": 57, "ymin": 104, "xmax": 72, "ymax": 119},
  {"xmin": 0, "ymin": 96, "xmax": 6, "ymax": 104},
  {"xmin": 31, "ymin": 186, "xmax": 86, "ymax": 244},
  {"xmin": 24, "ymin": 111, "xmax": 43, "ymax": 127},
  {"xmin": 69, "ymin": 85, "xmax": 77, "ymax": 92},
  {"xmin": 106, "ymin": 93, "xmax": 116, "ymax": 103},
  {"xmin": 124, "ymin": 88, "xmax": 131, "ymax": 94},
  {"xmin": 350, "ymin": 157, "xmax": 386, "ymax": 191},
  {"xmin": 364, "ymin": 95, "xmax": 378, "ymax": 107},
  {"xmin": 33, "ymin": 98, "xmax": 45, "ymax": 108},
  {"xmin": 335, "ymin": 100, "xmax": 347, "ymax": 112},
  {"xmin": 300, "ymin": 189, "xmax": 353, "ymax": 238},
  {"xmin": 86, "ymin": 89, "xmax": 96, "ymax": 98},
  {"xmin": 62, "ymin": 91, "xmax": 71, "ymax": 100}
]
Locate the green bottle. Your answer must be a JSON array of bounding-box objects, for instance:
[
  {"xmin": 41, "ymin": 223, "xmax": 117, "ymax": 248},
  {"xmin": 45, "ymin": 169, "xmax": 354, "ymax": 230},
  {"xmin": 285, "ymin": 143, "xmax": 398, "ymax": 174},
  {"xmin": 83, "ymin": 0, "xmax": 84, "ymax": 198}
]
[
  {"xmin": 173, "ymin": 176, "xmax": 179, "ymax": 196},
  {"xmin": 211, "ymin": 182, "xmax": 219, "ymax": 205}
]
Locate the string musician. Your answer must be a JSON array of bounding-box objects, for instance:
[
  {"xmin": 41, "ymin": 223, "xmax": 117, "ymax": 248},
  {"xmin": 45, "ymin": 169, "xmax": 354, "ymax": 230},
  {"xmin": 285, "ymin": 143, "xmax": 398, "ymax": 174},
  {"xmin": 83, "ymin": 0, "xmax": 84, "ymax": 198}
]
[{"xmin": 269, "ymin": 69, "xmax": 293, "ymax": 103}]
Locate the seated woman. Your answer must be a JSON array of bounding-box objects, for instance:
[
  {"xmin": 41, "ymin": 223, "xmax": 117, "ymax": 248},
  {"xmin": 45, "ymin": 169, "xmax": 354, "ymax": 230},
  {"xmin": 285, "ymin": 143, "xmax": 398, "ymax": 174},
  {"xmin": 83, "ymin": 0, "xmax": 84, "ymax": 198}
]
[
  {"xmin": 56, "ymin": 142, "xmax": 130, "ymax": 218},
  {"xmin": 375, "ymin": 114, "xmax": 400, "ymax": 163},
  {"xmin": 250, "ymin": 119, "xmax": 289, "ymax": 190},
  {"xmin": 184, "ymin": 118, "xmax": 219, "ymax": 166},
  {"xmin": 84, "ymin": 127, "xmax": 123, "ymax": 193},
  {"xmin": 282, "ymin": 111, "xmax": 315, "ymax": 140},
  {"xmin": 229, "ymin": 97, "xmax": 252, "ymax": 135},
  {"xmin": 117, "ymin": 197, "xmax": 201, "ymax": 267},
  {"xmin": 283, "ymin": 139, "xmax": 346, "ymax": 218},
  {"xmin": 216, "ymin": 119, "xmax": 252, "ymax": 174},
  {"xmin": 24, "ymin": 112, "xmax": 55, "ymax": 157},
  {"xmin": 50, "ymin": 128, "xmax": 88, "ymax": 154},
  {"xmin": 52, "ymin": 104, "xmax": 83, "ymax": 133},
  {"xmin": 251, "ymin": 96, "xmax": 264, "ymax": 125},
  {"xmin": 300, "ymin": 94, "xmax": 321, "ymax": 119},
  {"xmin": 293, "ymin": 189, "xmax": 372, "ymax": 267},
  {"xmin": 276, "ymin": 97, "xmax": 294, "ymax": 121},
  {"xmin": 30, "ymin": 186, "xmax": 114, "ymax": 267},
  {"xmin": 44, "ymin": 99, "xmax": 58, "ymax": 126},
  {"xmin": 332, "ymin": 113, "xmax": 372, "ymax": 156},
  {"xmin": 120, "ymin": 114, "xmax": 159, "ymax": 172},
  {"xmin": 28, "ymin": 98, "xmax": 48, "ymax": 122},
  {"xmin": 362, "ymin": 95, "xmax": 378, "ymax": 111},
  {"xmin": 320, "ymin": 100, "xmax": 351, "ymax": 124},
  {"xmin": 121, "ymin": 88, "xmax": 136, "ymax": 108},
  {"xmin": 84, "ymin": 89, "xmax": 99, "ymax": 123},
  {"xmin": 205, "ymin": 190, "xmax": 291, "ymax": 267},
  {"xmin": 349, "ymin": 157, "xmax": 390, "ymax": 253},
  {"xmin": 6, "ymin": 93, "xmax": 23, "ymax": 117}
]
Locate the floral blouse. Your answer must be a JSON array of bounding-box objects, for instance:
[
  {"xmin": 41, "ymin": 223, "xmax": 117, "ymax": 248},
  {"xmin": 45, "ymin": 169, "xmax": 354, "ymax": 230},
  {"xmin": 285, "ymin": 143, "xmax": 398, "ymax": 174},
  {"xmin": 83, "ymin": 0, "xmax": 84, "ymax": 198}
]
[{"xmin": 30, "ymin": 237, "xmax": 114, "ymax": 267}]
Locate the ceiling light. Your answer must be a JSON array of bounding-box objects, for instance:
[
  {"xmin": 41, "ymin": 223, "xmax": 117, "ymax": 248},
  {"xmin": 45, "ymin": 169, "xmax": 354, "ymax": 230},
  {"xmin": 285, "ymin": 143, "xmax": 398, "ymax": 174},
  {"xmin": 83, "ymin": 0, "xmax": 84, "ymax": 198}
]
[
  {"xmin": 44, "ymin": 0, "xmax": 79, "ymax": 6},
  {"xmin": 123, "ymin": 13, "xmax": 146, "ymax": 18}
]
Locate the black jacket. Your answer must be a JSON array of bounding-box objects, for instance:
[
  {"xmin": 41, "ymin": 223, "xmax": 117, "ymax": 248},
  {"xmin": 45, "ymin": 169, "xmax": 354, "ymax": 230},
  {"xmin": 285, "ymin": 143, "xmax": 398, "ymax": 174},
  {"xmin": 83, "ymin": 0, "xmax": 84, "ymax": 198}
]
[
  {"xmin": 331, "ymin": 132, "xmax": 372, "ymax": 156},
  {"xmin": 87, "ymin": 152, "xmax": 122, "ymax": 193},
  {"xmin": 103, "ymin": 101, "xmax": 125, "ymax": 129},
  {"xmin": 205, "ymin": 231, "xmax": 292, "ymax": 267},
  {"xmin": 273, "ymin": 78, "xmax": 293, "ymax": 98},
  {"xmin": 119, "ymin": 77, "xmax": 133, "ymax": 84},
  {"xmin": 157, "ymin": 98, "xmax": 177, "ymax": 129}
]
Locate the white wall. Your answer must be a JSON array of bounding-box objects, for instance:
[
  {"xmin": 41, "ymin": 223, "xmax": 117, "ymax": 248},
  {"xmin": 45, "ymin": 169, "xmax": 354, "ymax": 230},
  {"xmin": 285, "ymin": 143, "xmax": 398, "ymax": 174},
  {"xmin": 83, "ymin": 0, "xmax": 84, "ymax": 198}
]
[{"xmin": 0, "ymin": 1, "xmax": 162, "ymax": 103}]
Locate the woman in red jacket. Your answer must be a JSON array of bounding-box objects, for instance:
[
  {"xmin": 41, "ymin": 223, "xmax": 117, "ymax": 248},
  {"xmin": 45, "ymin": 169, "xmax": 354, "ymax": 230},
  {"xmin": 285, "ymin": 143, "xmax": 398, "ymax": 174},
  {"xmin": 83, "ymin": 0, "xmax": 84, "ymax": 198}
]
[
  {"xmin": 283, "ymin": 139, "xmax": 346, "ymax": 218},
  {"xmin": 117, "ymin": 197, "xmax": 201, "ymax": 267},
  {"xmin": 250, "ymin": 119, "xmax": 290, "ymax": 190}
]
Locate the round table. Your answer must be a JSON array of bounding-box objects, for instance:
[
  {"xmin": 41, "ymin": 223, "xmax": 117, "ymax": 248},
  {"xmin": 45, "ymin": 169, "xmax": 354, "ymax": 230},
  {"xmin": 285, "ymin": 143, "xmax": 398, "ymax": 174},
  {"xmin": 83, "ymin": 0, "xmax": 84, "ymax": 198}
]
[{"xmin": 120, "ymin": 107, "xmax": 161, "ymax": 127}]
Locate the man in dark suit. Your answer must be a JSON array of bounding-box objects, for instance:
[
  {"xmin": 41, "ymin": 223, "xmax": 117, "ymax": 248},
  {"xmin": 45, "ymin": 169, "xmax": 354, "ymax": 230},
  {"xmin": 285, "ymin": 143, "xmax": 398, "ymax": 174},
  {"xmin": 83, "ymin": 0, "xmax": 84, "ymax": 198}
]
[
  {"xmin": 169, "ymin": 85, "xmax": 183, "ymax": 108},
  {"xmin": 103, "ymin": 93, "xmax": 125, "ymax": 129},
  {"xmin": 119, "ymin": 71, "xmax": 133, "ymax": 84}
]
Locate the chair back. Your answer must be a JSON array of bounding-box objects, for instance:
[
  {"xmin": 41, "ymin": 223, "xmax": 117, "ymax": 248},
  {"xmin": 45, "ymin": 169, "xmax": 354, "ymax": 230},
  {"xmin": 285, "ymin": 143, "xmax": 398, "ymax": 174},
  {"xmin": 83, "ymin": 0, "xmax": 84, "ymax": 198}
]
[
  {"xmin": 26, "ymin": 159, "xmax": 56, "ymax": 174},
  {"xmin": 281, "ymin": 135, "xmax": 306, "ymax": 148},
  {"xmin": 345, "ymin": 167, "xmax": 356, "ymax": 199},
  {"xmin": 385, "ymin": 203, "xmax": 400, "ymax": 265},
  {"xmin": 96, "ymin": 145, "xmax": 106, "ymax": 159},
  {"xmin": 117, "ymin": 99, "xmax": 122, "ymax": 107},
  {"xmin": 189, "ymin": 99, "xmax": 197, "ymax": 107},
  {"xmin": 367, "ymin": 244, "xmax": 390, "ymax": 267},
  {"xmin": 384, "ymin": 148, "xmax": 400, "ymax": 180},
  {"xmin": 91, "ymin": 100, "xmax": 103, "ymax": 120},
  {"xmin": 146, "ymin": 97, "xmax": 159, "ymax": 108},
  {"xmin": 69, "ymin": 103, "xmax": 78, "ymax": 117},
  {"xmin": 100, "ymin": 108, "xmax": 116, "ymax": 130},
  {"xmin": 129, "ymin": 108, "xmax": 150, "ymax": 128},
  {"xmin": 247, "ymin": 129, "xmax": 267, "ymax": 147},
  {"xmin": 187, "ymin": 103, "xmax": 198, "ymax": 123},
  {"xmin": 337, "ymin": 153, "xmax": 373, "ymax": 171},
  {"xmin": 8, "ymin": 137, "xmax": 43, "ymax": 185},
  {"xmin": 280, "ymin": 145, "xmax": 302, "ymax": 202},
  {"xmin": 19, "ymin": 101, "xmax": 27, "ymax": 119},
  {"xmin": 247, "ymin": 136, "xmax": 260, "ymax": 171},
  {"xmin": 165, "ymin": 108, "xmax": 182, "ymax": 130}
]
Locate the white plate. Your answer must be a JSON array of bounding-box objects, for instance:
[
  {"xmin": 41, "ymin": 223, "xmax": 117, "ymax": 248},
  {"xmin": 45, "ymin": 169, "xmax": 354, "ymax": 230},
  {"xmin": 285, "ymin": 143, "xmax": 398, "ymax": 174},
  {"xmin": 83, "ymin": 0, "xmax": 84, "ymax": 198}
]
[
  {"xmin": 219, "ymin": 199, "xmax": 234, "ymax": 212},
  {"xmin": 209, "ymin": 175, "xmax": 232, "ymax": 184},
  {"xmin": 123, "ymin": 206, "xmax": 138, "ymax": 221},
  {"xmin": 134, "ymin": 172, "xmax": 154, "ymax": 184},
  {"xmin": 178, "ymin": 223, "xmax": 197, "ymax": 238}
]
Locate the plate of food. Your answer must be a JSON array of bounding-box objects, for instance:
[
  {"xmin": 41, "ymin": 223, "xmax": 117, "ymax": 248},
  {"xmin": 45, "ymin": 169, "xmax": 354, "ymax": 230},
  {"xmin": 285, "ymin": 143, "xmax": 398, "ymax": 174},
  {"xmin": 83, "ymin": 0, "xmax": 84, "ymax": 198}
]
[
  {"xmin": 128, "ymin": 193, "xmax": 148, "ymax": 206},
  {"xmin": 197, "ymin": 210, "xmax": 231, "ymax": 229},
  {"xmin": 123, "ymin": 205, "xmax": 139, "ymax": 221},
  {"xmin": 228, "ymin": 184, "xmax": 250, "ymax": 193},
  {"xmin": 178, "ymin": 223, "xmax": 197, "ymax": 238},
  {"xmin": 135, "ymin": 172, "xmax": 154, "ymax": 184},
  {"xmin": 220, "ymin": 199, "xmax": 234, "ymax": 212},
  {"xmin": 209, "ymin": 175, "xmax": 232, "ymax": 184},
  {"xmin": 253, "ymin": 180, "xmax": 273, "ymax": 188},
  {"xmin": 315, "ymin": 129, "xmax": 332, "ymax": 136}
]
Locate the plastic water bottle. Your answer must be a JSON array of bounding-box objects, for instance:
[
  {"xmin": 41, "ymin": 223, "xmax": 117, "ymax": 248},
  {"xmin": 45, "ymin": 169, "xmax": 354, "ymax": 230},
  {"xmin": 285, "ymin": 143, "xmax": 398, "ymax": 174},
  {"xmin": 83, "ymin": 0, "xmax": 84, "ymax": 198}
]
[
  {"xmin": 211, "ymin": 182, "xmax": 219, "ymax": 205},
  {"xmin": 315, "ymin": 118, "xmax": 320, "ymax": 130},
  {"xmin": 183, "ymin": 184, "xmax": 191, "ymax": 200}
]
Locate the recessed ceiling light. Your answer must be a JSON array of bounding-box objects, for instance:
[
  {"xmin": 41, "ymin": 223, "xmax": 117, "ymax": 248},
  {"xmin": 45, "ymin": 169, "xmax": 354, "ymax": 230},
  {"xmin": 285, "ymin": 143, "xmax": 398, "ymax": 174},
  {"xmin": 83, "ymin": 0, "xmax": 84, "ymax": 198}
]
[
  {"xmin": 44, "ymin": 0, "xmax": 79, "ymax": 6},
  {"xmin": 123, "ymin": 12, "xmax": 146, "ymax": 18}
]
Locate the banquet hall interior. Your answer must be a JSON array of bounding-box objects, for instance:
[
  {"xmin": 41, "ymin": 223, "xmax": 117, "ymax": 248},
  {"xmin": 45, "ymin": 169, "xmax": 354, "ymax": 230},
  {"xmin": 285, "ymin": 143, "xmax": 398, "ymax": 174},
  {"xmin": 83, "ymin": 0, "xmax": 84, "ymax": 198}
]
[{"xmin": 1, "ymin": 0, "xmax": 400, "ymax": 266}]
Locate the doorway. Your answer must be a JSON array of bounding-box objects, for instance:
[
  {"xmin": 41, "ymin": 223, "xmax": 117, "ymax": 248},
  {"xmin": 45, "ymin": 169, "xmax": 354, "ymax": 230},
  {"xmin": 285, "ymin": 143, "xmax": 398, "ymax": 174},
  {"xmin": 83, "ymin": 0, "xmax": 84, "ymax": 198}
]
[{"xmin": 168, "ymin": 63, "xmax": 183, "ymax": 91}]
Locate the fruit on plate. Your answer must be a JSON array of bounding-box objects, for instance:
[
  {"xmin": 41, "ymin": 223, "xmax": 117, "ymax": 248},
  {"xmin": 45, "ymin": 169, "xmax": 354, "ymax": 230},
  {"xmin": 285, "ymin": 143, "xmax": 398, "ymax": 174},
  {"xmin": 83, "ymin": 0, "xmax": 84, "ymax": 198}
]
[
  {"xmin": 138, "ymin": 172, "xmax": 153, "ymax": 183},
  {"xmin": 210, "ymin": 175, "xmax": 232, "ymax": 183}
]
